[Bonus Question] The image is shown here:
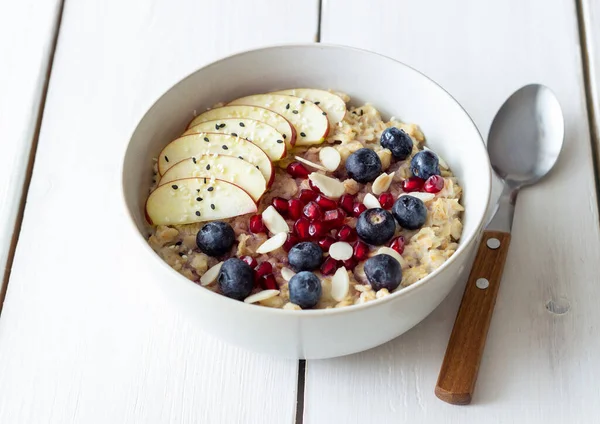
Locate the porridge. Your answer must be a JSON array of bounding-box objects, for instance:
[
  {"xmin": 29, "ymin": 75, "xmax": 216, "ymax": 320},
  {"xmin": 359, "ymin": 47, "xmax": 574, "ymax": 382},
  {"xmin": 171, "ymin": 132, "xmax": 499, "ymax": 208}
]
[{"xmin": 145, "ymin": 89, "xmax": 464, "ymax": 310}]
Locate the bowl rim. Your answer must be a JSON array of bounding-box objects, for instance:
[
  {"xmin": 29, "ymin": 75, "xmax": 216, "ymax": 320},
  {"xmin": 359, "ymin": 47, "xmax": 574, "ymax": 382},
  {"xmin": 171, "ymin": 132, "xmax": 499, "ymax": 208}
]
[{"xmin": 121, "ymin": 42, "xmax": 492, "ymax": 317}]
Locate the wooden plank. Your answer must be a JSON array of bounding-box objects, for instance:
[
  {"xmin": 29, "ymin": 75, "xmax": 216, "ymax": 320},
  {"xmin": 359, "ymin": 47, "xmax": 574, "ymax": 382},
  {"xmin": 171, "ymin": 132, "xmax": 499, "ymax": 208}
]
[
  {"xmin": 582, "ymin": 0, "xmax": 600, "ymax": 178},
  {"xmin": 0, "ymin": 0, "xmax": 63, "ymax": 301},
  {"xmin": 306, "ymin": 0, "xmax": 600, "ymax": 422},
  {"xmin": 0, "ymin": 0, "xmax": 318, "ymax": 422}
]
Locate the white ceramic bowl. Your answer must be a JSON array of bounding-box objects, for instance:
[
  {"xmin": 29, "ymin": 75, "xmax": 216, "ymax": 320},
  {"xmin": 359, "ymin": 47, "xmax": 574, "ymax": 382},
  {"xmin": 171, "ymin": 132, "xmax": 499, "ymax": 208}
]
[{"xmin": 122, "ymin": 44, "xmax": 491, "ymax": 359}]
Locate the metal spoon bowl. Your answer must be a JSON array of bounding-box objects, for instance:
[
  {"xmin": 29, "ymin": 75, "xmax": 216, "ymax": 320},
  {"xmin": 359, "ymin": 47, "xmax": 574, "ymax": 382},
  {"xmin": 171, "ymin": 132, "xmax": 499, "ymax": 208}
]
[{"xmin": 436, "ymin": 84, "xmax": 564, "ymax": 405}]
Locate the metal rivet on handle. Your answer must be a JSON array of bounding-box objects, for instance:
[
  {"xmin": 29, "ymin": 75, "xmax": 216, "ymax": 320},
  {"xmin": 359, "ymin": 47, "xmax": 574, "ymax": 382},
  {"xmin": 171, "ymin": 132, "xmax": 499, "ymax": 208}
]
[
  {"xmin": 476, "ymin": 278, "xmax": 489, "ymax": 290},
  {"xmin": 486, "ymin": 238, "xmax": 501, "ymax": 249}
]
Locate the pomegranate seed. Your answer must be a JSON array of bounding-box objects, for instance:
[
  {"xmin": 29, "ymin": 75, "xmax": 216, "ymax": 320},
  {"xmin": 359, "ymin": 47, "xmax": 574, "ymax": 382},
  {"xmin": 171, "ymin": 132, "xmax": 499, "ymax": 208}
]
[
  {"xmin": 402, "ymin": 176, "xmax": 425, "ymax": 192},
  {"xmin": 320, "ymin": 257, "xmax": 339, "ymax": 276},
  {"xmin": 308, "ymin": 221, "xmax": 327, "ymax": 239},
  {"xmin": 241, "ymin": 255, "xmax": 258, "ymax": 268},
  {"xmin": 424, "ymin": 175, "xmax": 444, "ymax": 193},
  {"xmin": 299, "ymin": 189, "xmax": 318, "ymax": 203},
  {"xmin": 342, "ymin": 257, "xmax": 357, "ymax": 270},
  {"xmin": 249, "ymin": 215, "xmax": 267, "ymax": 233},
  {"xmin": 283, "ymin": 234, "xmax": 299, "ymax": 252},
  {"xmin": 336, "ymin": 225, "xmax": 357, "ymax": 242},
  {"xmin": 255, "ymin": 262, "xmax": 273, "ymax": 279},
  {"xmin": 323, "ymin": 208, "xmax": 346, "ymax": 228},
  {"xmin": 287, "ymin": 162, "xmax": 309, "ymax": 179},
  {"xmin": 260, "ymin": 274, "xmax": 278, "ymax": 290},
  {"xmin": 315, "ymin": 195, "xmax": 337, "ymax": 210},
  {"xmin": 353, "ymin": 241, "xmax": 370, "ymax": 261},
  {"xmin": 389, "ymin": 236, "xmax": 405, "ymax": 255},
  {"xmin": 318, "ymin": 236, "xmax": 336, "ymax": 251},
  {"xmin": 352, "ymin": 202, "xmax": 367, "ymax": 217},
  {"xmin": 303, "ymin": 201, "xmax": 323, "ymax": 221},
  {"xmin": 339, "ymin": 194, "xmax": 355, "ymax": 213},
  {"xmin": 294, "ymin": 218, "xmax": 311, "ymax": 240},
  {"xmin": 308, "ymin": 179, "xmax": 322, "ymax": 194},
  {"xmin": 288, "ymin": 198, "xmax": 303, "ymax": 220},
  {"xmin": 378, "ymin": 192, "xmax": 394, "ymax": 209},
  {"xmin": 272, "ymin": 197, "xmax": 289, "ymax": 214}
]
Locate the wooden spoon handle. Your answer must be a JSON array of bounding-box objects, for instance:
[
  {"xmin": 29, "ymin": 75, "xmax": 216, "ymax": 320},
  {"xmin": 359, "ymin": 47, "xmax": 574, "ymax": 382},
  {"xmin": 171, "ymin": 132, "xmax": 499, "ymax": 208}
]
[{"xmin": 435, "ymin": 230, "xmax": 511, "ymax": 405}]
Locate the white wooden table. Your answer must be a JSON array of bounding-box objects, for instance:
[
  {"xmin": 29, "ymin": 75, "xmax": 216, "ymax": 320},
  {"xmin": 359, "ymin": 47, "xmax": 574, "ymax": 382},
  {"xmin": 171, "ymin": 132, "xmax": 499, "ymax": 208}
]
[{"xmin": 1, "ymin": 0, "xmax": 599, "ymax": 422}]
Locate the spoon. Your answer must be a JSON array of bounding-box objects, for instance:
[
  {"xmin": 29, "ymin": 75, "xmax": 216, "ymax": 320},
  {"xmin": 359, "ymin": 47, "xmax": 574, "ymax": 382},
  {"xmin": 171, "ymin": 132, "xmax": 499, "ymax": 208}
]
[{"xmin": 435, "ymin": 84, "xmax": 564, "ymax": 405}]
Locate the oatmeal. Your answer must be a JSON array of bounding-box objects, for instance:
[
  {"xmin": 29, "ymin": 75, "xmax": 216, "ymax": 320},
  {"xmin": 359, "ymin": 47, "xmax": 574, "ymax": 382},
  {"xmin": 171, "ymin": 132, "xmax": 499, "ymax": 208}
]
[{"xmin": 145, "ymin": 89, "xmax": 463, "ymax": 310}]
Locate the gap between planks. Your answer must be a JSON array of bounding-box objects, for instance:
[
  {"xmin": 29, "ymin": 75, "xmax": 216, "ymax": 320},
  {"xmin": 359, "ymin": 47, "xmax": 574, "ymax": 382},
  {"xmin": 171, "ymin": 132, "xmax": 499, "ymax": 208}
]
[
  {"xmin": 576, "ymin": 0, "xmax": 600, "ymax": 224},
  {"xmin": 0, "ymin": 0, "xmax": 67, "ymax": 313}
]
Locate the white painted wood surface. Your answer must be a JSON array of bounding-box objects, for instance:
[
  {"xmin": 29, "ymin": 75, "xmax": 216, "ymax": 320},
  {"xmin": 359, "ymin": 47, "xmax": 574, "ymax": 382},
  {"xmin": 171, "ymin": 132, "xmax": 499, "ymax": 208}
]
[
  {"xmin": 305, "ymin": 1, "xmax": 600, "ymax": 423},
  {"xmin": 583, "ymin": 0, "xmax": 600, "ymax": 156},
  {"xmin": 0, "ymin": 0, "xmax": 62, "ymax": 291},
  {"xmin": 0, "ymin": 0, "xmax": 319, "ymax": 423}
]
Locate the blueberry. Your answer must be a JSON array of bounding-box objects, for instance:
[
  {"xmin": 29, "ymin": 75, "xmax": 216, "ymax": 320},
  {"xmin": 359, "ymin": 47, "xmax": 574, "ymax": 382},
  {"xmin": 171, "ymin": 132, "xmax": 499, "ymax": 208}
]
[
  {"xmin": 217, "ymin": 258, "xmax": 254, "ymax": 300},
  {"xmin": 288, "ymin": 242, "xmax": 323, "ymax": 272},
  {"xmin": 364, "ymin": 254, "xmax": 402, "ymax": 291},
  {"xmin": 345, "ymin": 148, "xmax": 382, "ymax": 183},
  {"xmin": 289, "ymin": 271, "xmax": 322, "ymax": 309},
  {"xmin": 356, "ymin": 208, "xmax": 396, "ymax": 246},
  {"xmin": 392, "ymin": 195, "xmax": 427, "ymax": 230},
  {"xmin": 196, "ymin": 221, "xmax": 235, "ymax": 257},
  {"xmin": 380, "ymin": 127, "xmax": 413, "ymax": 160},
  {"xmin": 410, "ymin": 150, "xmax": 440, "ymax": 180}
]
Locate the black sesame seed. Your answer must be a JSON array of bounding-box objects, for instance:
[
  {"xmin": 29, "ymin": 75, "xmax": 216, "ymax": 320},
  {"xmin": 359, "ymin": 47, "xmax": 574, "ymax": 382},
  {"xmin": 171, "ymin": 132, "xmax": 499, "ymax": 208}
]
[
  {"xmin": 192, "ymin": 157, "xmax": 197, "ymax": 164},
  {"xmin": 179, "ymin": 252, "xmax": 185, "ymax": 257},
  {"xmin": 204, "ymin": 137, "xmax": 209, "ymax": 142},
  {"xmin": 286, "ymin": 104, "xmax": 290, "ymax": 110},
  {"xmin": 300, "ymin": 132, "xmax": 306, "ymax": 137},
  {"xmin": 277, "ymin": 139, "xmax": 284, "ymax": 144},
  {"xmin": 360, "ymin": 109, "xmax": 364, "ymax": 116},
  {"xmin": 164, "ymin": 156, "xmax": 169, "ymax": 162},
  {"xmin": 215, "ymin": 124, "xmax": 220, "ymax": 130},
  {"xmin": 239, "ymin": 122, "xmax": 245, "ymax": 127},
  {"xmin": 208, "ymin": 187, "xmax": 214, "ymax": 192},
  {"xmin": 238, "ymin": 156, "xmax": 244, "ymax": 160},
  {"xmin": 219, "ymin": 123, "xmax": 226, "ymax": 128},
  {"xmin": 211, "ymin": 204, "xmax": 215, "ymax": 210},
  {"xmin": 206, "ymin": 164, "xmax": 211, "ymax": 170},
  {"xmin": 197, "ymin": 189, "xmax": 201, "ymax": 193},
  {"xmin": 195, "ymin": 211, "xmax": 201, "ymax": 216},
  {"xmin": 322, "ymin": 112, "xmax": 327, "ymax": 116},
  {"xmin": 175, "ymin": 241, "xmax": 182, "ymax": 246},
  {"xmin": 283, "ymin": 134, "xmax": 287, "ymax": 139},
  {"xmin": 222, "ymin": 145, "xmax": 228, "ymax": 150},
  {"xmin": 352, "ymin": 111, "xmax": 357, "ymax": 115},
  {"xmin": 300, "ymin": 100, "xmax": 305, "ymax": 104},
  {"xmin": 171, "ymin": 184, "xmax": 178, "ymax": 189},
  {"xmin": 196, "ymin": 197, "xmax": 203, "ymax": 201},
  {"xmin": 292, "ymin": 110, "xmax": 299, "ymax": 114},
  {"xmin": 204, "ymin": 178, "xmax": 207, "ymax": 184},
  {"xmin": 231, "ymin": 132, "xmax": 238, "ymax": 137},
  {"xmin": 314, "ymin": 101, "xmax": 320, "ymax": 105},
  {"xmin": 256, "ymin": 165, "xmax": 259, "ymax": 170}
]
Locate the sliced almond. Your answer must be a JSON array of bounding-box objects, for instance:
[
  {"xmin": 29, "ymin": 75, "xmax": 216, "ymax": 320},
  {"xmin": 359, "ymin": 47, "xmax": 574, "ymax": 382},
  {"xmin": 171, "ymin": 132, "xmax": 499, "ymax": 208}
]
[
  {"xmin": 331, "ymin": 267, "xmax": 350, "ymax": 301},
  {"xmin": 262, "ymin": 205, "xmax": 290, "ymax": 234},
  {"xmin": 281, "ymin": 267, "xmax": 296, "ymax": 281},
  {"xmin": 244, "ymin": 289, "xmax": 280, "ymax": 304},
  {"xmin": 363, "ymin": 193, "xmax": 381, "ymax": 209},
  {"xmin": 308, "ymin": 172, "xmax": 345, "ymax": 199},
  {"xmin": 329, "ymin": 242, "xmax": 353, "ymax": 261},
  {"xmin": 376, "ymin": 247, "xmax": 407, "ymax": 268},
  {"xmin": 422, "ymin": 145, "xmax": 449, "ymax": 169},
  {"xmin": 200, "ymin": 261, "xmax": 223, "ymax": 286},
  {"xmin": 256, "ymin": 232, "xmax": 287, "ymax": 254},
  {"xmin": 371, "ymin": 172, "xmax": 395, "ymax": 195},
  {"xmin": 319, "ymin": 147, "xmax": 341, "ymax": 171},
  {"xmin": 294, "ymin": 155, "xmax": 328, "ymax": 172},
  {"xmin": 400, "ymin": 192, "xmax": 435, "ymax": 202}
]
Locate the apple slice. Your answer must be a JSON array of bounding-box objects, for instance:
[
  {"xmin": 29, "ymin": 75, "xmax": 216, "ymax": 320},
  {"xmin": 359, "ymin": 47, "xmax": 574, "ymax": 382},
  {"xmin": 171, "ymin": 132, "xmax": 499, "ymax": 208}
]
[
  {"xmin": 271, "ymin": 88, "xmax": 347, "ymax": 125},
  {"xmin": 145, "ymin": 177, "xmax": 257, "ymax": 225},
  {"xmin": 183, "ymin": 118, "xmax": 286, "ymax": 161},
  {"xmin": 158, "ymin": 133, "xmax": 273, "ymax": 186},
  {"xmin": 159, "ymin": 155, "xmax": 267, "ymax": 202},
  {"xmin": 228, "ymin": 94, "xmax": 329, "ymax": 146},
  {"xmin": 187, "ymin": 105, "xmax": 296, "ymax": 149}
]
